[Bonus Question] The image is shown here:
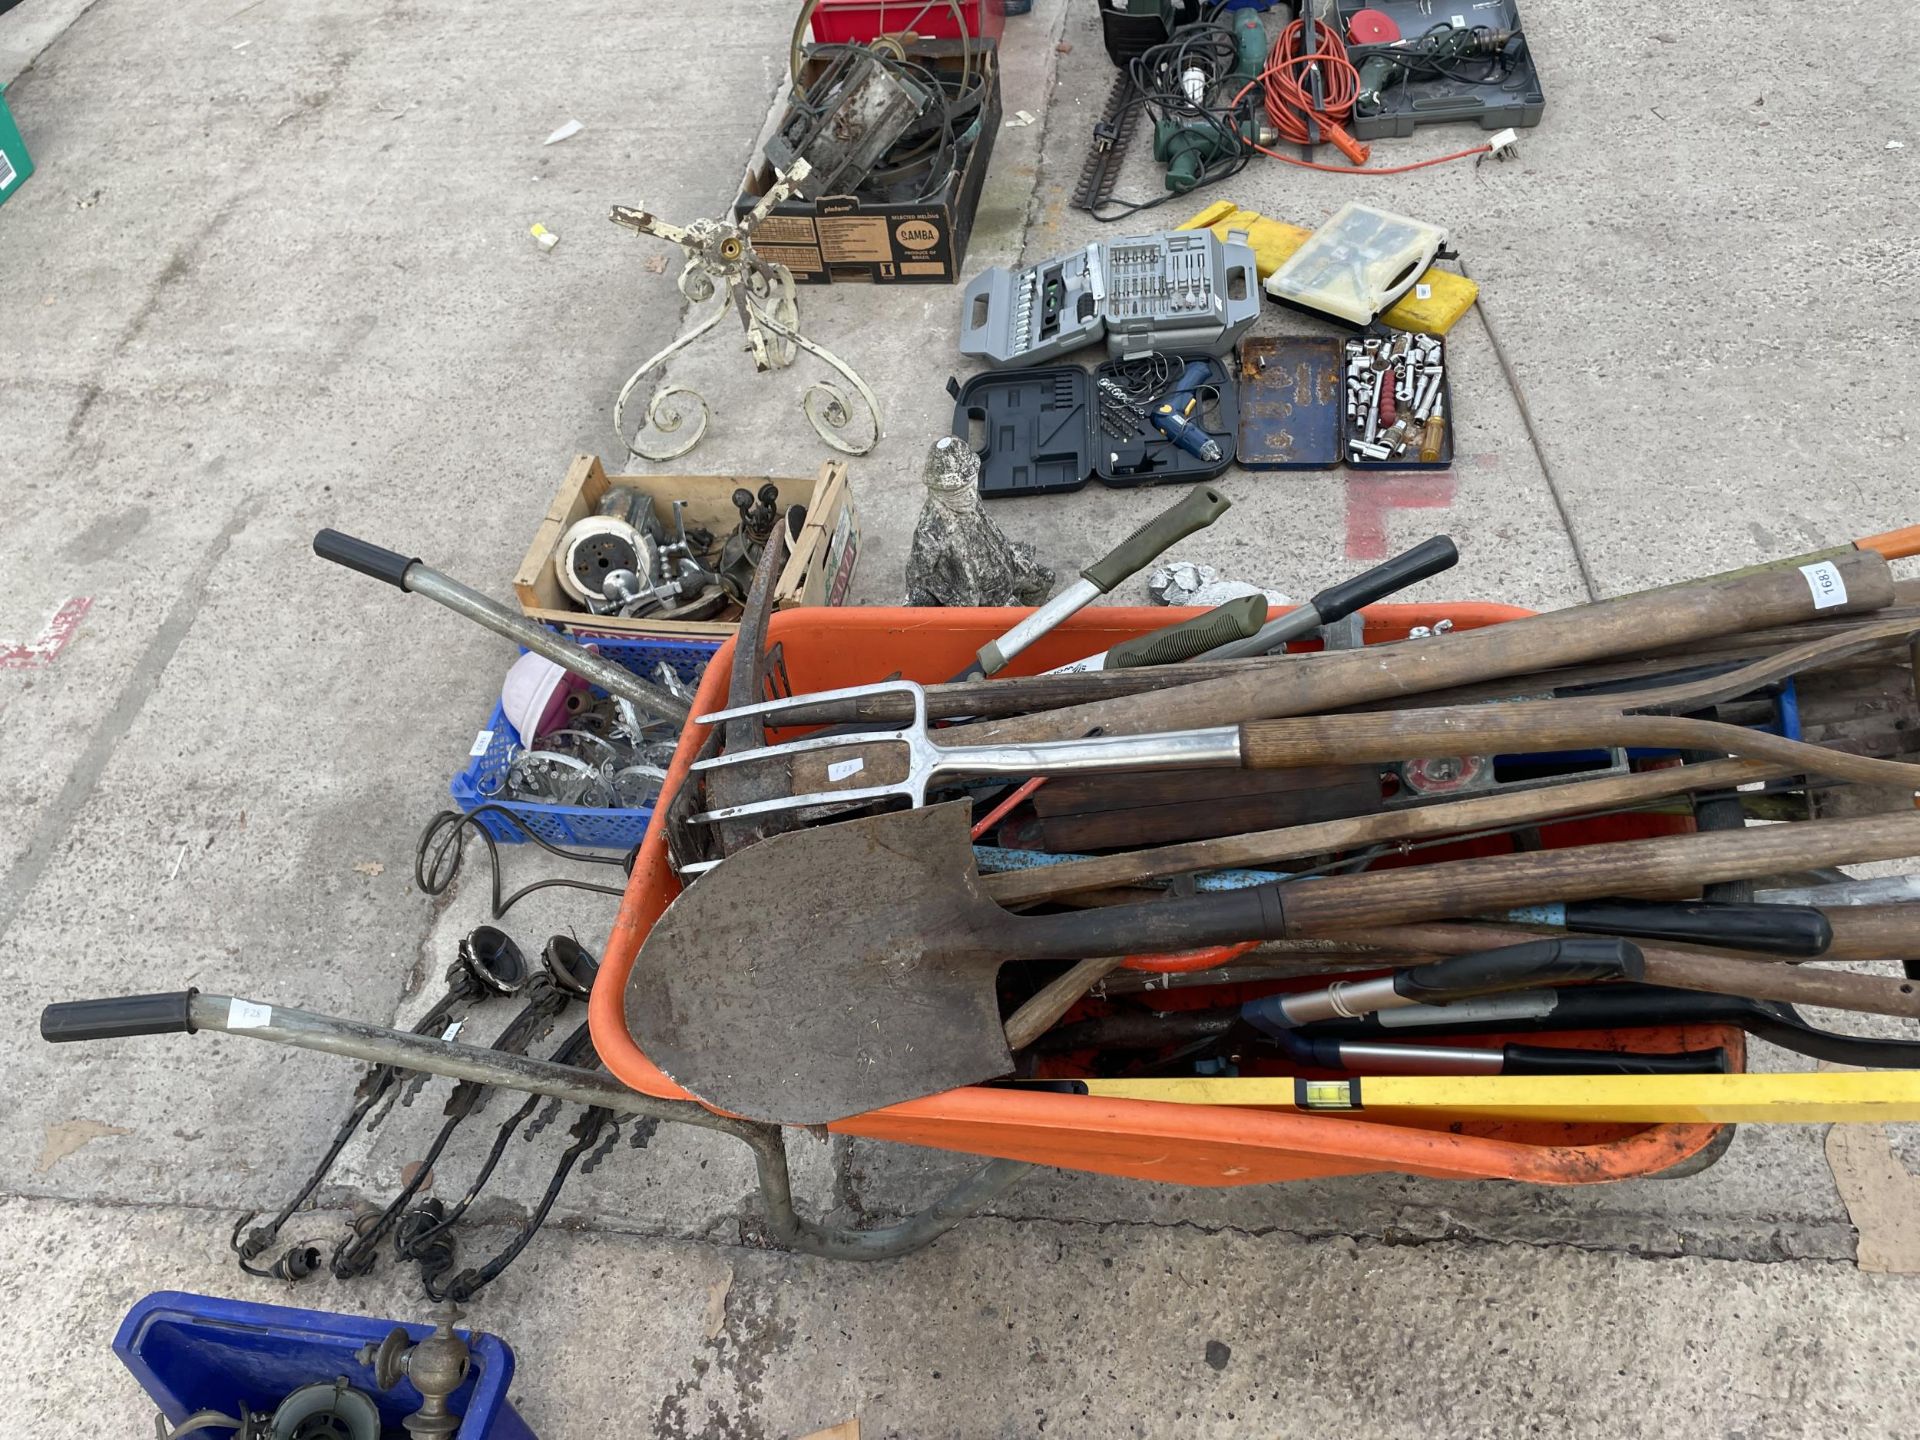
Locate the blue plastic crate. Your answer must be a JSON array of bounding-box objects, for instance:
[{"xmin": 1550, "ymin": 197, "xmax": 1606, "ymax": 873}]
[
  {"xmin": 114, "ymin": 1291, "xmax": 537, "ymax": 1438},
  {"xmin": 449, "ymin": 634, "xmax": 718, "ymax": 849}
]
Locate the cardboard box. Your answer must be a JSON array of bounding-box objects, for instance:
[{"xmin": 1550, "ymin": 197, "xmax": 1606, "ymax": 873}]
[
  {"xmin": 736, "ymin": 40, "xmax": 1000, "ymax": 285},
  {"xmin": 513, "ymin": 456, "xmax": 861, "ymax": 640},
  {"xmin": 0, "ymin": 85, "xmax": 33, "ymax": 209}
]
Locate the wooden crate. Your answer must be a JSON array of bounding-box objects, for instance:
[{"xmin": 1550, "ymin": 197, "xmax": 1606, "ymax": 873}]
[{"xmin": 513, "ymin": 456, "xmax": 860, "ymax": 639}]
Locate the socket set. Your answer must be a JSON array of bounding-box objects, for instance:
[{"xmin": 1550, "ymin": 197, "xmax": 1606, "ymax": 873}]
[
  {"xmin": 1341, "ymin": 331, "xmax": 1452, "ymax": 470},
  {"xmin": 958, "ymin": 229, "xmax": 1260, "ymax": 369}
]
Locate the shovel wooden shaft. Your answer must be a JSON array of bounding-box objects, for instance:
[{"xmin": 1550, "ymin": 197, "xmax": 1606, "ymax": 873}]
[
  {"xmin": 1002, "ymin": 813, "xmax": 1920, "ymax": 965},
  {"xmin": 1270, "ymin": 812, "xmax": 1920, "ymax": 938},
  {"xmin": 948, "ymin": 549, "xmax": 1896, "ymax": 746},
  {"xmin": 979, "ymin": 757, "xmax": 1784, "ymax": 906}
]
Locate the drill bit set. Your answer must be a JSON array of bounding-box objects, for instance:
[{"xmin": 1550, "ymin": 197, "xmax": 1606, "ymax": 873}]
[{"xmin": 1344, "ymin": 330, "xmax": 1449, "ymax": 466}]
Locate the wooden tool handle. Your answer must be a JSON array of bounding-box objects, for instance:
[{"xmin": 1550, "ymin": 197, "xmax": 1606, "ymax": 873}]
[
  {"xmin": 1277, "ymin": 812, "xmax": 1920, "ymax": 937},
  {"xmin": 1325, "ymin": 921, "xmax": 1920, "ymax": 1021},
  {"xmin": 1235, "ymin": 706, "xmax": 1920, "ymax": 789},
  {"xmin": 951, "ymin": 548, "xmax": 1896, "ymax": 746},
  {"xmin": 980, "ymin": 757, "xmax": 1783, "ymax": 906},
  {"xmin": 1854, "ymin": 524, "xmax": 1920, "ymax": 560}
]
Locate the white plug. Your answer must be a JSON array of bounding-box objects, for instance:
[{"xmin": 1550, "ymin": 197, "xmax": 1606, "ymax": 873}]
[{"xmin": 1485, "ymin": 128, "xmax": 1521, "ymax": 162}]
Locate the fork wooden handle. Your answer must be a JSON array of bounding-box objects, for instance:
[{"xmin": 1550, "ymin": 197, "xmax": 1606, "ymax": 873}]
[{"xmin": 1237, "ymin": 708, "xmax": 1920, "ymax": 790}]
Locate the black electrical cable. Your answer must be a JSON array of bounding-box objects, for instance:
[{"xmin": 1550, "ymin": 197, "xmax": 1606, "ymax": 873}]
[
  {"xmin": 793, "ymin": 42, "xmax": 982, "ymax": 204},
  {"xmin": 414, "ymin": 806, "xmax": 635, "ymax": 919},
  {"xmin": 1089, "ymin": 19, "xmax": 1260, "ymax": 222},
  {"xmin": 1375, "ymin": 25, "xmax": 1532, "ymax": 101}
]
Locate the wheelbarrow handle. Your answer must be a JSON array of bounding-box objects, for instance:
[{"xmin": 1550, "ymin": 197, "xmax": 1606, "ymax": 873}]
[
  {"xmin": 42, "ymin": 991, "xmax": 199, "ymax": 1042},
  {"xmin": 313, "ymin": 529, "xmax": 417, "ymax": 588},
  {"xmin": 310, "ymin": 529, "xmax": 692, "ymax": 728}
]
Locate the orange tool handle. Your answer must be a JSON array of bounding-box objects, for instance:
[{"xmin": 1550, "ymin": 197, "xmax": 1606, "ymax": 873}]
[{"xmin": 1855, "ymin": 524, "xmax": 1920, "ymax": 560}]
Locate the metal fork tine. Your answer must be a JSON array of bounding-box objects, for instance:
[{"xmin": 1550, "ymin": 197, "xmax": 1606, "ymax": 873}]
[
  {"xmin": 690, "ymin": 728, "xmax": 906, "ymax": 772},
  {"xmin": 696, "ymin": 679, "xmax": 922, "ymax": 727},
  {"xmin": 689, "ymin": 784, "xmax": 908, "ymax": 824}
]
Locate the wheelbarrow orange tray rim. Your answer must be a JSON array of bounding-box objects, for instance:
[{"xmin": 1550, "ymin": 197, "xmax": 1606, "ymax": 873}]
[{"xmin": 587, "ymin": 603, "xmax": 1740, "ymax": 1188}]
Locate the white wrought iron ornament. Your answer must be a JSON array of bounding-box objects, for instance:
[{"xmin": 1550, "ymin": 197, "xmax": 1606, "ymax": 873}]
[{"xmin": 609, "ymin": 159, "xmax": 882, "ymax": 461}]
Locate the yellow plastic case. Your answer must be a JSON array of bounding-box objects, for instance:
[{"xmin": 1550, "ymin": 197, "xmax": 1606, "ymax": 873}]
[{"xmin": 1179, "ymin": 200, "xmax": 1477, "ymax": 335}]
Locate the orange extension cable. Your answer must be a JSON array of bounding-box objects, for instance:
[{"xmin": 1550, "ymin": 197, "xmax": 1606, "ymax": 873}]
[{"xmin": 1234, "ymin": 18, "xmax": 1496, "ymax": 176}]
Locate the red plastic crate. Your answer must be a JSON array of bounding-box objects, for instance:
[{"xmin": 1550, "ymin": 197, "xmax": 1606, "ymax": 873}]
[{"xmin": 810, "ymin": 0, "xmax": 1004, "ymax": 45}]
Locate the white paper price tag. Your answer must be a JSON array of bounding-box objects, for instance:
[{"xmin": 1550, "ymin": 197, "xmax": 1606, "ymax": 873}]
[
  {"xmin": 1798, "ymin": 561, "xmax": 1847, "ymax": 610},
  {"xmin": 826, "ymin": 757, "xmax": 865, "ymax": 783},
  {"xmin": 228, "ymin": 999, "xmax": 273, "ymax": 1030}
]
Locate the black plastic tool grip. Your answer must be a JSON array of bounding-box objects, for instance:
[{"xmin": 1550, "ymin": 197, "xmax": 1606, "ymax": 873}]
[
  {"xmin": 1393, "ymin": 937, "xmax": 1643, "ymax": 1004},
  {"xmin": 1499, "ymin": 1044, "xmax": 1730, "ymax": 1076},
  {"xmin": 312, "ymin": 529, "xmax": 418, "ymax": 589},
  {"xmin": 1079, "ymin": 484, "xmax": 1232, "ymax": 592},
  {"xmin": 41, "ymin": 991, "xmax": 197, "ymax": 1043},
  {"xmin": 1561, "ymin": 899, "xmax": 1833, "ymax": 957},
  {"xmin": 1106, "ymin": 595, "xmax": 1268, "ymax": 670},
  {"xmin": 1308, "ymin": 535, "xmax": 1459, "ymax": 625}
]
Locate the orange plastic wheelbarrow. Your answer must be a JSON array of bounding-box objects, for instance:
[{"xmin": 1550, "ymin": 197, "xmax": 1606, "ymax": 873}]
[
  {"xmin": 588, "ymin": 602, "xmax": 1745, "ymax": 1198},
  {"xmin": 40, "ymin": 599, "xmax": 1745, "ymax": 1263}
]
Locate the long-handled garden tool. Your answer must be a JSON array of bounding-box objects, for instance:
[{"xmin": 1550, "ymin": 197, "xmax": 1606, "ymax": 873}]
[
  {"xmin": 688, "ymin": 615, "xmax": 1920, "ymax": 824},
  {"xmin": 620, "ymin": 800, "xmax": 1920, "ymax": 1123}
]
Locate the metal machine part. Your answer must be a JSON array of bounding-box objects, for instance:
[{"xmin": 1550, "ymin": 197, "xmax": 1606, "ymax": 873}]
[
  {"xmin": 362, "ymin": 1323, "xmax": 470, "ymax": 1439},
  {"xmin": 609, "ymin": 160, "xmax": 881, "ymax": 459},
  {"xmin": 269, "ymin": 1380, "xmax": 381, "ymax": 1440},
  {"xmin": 1344, "ymin": 332, "xmax": 1446, "ymax": 463},
  {"xmin": 718, "ymin": 482, "xmax": 782, "ymax": 603},
  {"xmin": 556, "ymin": 515, "xmax": 648, "ymax": 607},
  {"xmin": 766, "ymin": 46, "xmax": 933, "ymax": 198},
  {"xmin": 959, "ymin": 229, "xmax": 1260, "ymax": 368}
]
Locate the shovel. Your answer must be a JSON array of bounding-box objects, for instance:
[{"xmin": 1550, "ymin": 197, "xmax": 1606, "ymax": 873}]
[{"xmin": 621, "ymin": 801, "xmax": 1920, "ymax": 1124}]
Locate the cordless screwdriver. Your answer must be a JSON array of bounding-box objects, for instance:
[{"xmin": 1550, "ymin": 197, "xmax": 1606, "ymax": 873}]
[{"xmin": 1149, "ymin": 359, "xmax": 1222, "ymax": 463}]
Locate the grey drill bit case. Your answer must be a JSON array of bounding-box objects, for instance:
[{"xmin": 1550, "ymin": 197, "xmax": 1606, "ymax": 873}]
[{"xmin": 958, "ymin": 229, "xmax": 1260, "ymax": 369}]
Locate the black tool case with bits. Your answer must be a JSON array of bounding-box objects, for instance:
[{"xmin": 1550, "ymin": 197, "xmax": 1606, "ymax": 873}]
[{"xmin": 949, "ymin": 353, "xmax": 1238, "ymax": 497}]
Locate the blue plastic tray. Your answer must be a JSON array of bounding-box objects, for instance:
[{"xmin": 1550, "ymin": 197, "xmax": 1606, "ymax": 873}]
[
  {"xmin": 448, "ymin": 634, "xmax": 717, "ymax": 849},
  {"xmin": 114, "ymin": 1291, "xmax": 536, "ymax": 1438}
]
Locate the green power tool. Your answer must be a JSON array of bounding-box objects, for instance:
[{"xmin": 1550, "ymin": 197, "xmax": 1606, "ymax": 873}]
[{"xmin": 1151, "ymin": 6, "xmax": 1278, "ymax": 194}]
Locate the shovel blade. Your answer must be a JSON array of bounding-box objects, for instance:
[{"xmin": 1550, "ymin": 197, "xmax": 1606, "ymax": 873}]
[{"xmin": 623, "ymin": 802, "xmax": 1016, "ymax": 1124}]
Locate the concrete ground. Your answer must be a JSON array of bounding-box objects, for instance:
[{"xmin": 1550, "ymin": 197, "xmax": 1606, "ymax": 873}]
[{"xmin": 2, "ymin": 0, "xmax": 1917, "ymax": 1434}]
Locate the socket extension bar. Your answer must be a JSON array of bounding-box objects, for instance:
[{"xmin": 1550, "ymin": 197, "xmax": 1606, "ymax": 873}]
[{"xmin": 959, "ymin": 229, "xmax": 1260, "ymax": 369}]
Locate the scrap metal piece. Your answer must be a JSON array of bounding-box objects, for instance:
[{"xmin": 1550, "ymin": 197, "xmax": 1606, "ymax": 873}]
[
  {"xmin": 766, "ymin": 47, "xmax": 933, "ymax": 198},
  {"xmin": 703, "ymin": 523, "xmax": 800, "ymax": 858}
]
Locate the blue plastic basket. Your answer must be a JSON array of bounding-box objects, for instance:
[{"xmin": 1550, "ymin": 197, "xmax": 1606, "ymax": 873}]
[
  {"xmin": 114, "ymin": 1291, "xmax": 537, "ymax": 1438},
  {"xmin": 448, "ymin": 634, "xmax": 718, "ymax": 849}
]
